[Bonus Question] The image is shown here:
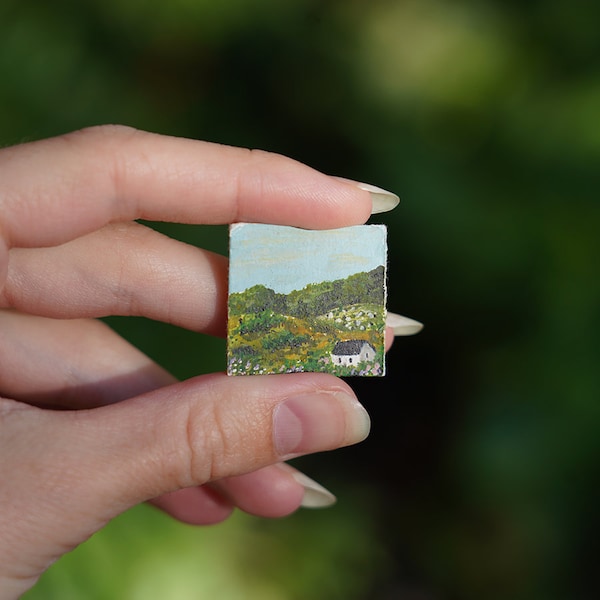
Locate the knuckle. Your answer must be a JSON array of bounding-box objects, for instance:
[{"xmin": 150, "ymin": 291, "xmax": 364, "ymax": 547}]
[
  {"xmin": 59, "ymin": 124, "xmax": 139, "ymax": 146},
  {"xmin": 0, "ymin": 396, "xmax": 35, "ymax": 423},
  {"xmin": 58, "ymin": 125, "xmax": 146, "ymax": 222},
  {"xmin": 177, "ymin": 396, "xmax": 251, "ymax": 487},
  {"xmin": 176, "ymin": 401, "xmax": 226, "ymax": 487}
]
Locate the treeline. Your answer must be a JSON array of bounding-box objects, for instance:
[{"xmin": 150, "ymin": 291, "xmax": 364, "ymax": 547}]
[{"xmin": 229, "ymin": 266, "xmax": 385, "ymax": 318}]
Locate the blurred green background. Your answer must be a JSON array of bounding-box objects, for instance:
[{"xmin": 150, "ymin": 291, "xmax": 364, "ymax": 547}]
[{"xmin": 2, "ymin": 0, "xmax": 598, "ymax": 598}]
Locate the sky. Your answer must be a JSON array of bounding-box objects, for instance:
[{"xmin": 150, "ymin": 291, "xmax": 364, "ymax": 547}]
[{"xmin": 229, "ymin": 223, "xmax": 387, "ymax": 294}]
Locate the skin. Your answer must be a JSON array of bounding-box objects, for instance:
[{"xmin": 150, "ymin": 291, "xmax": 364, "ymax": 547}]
[{"xmin": 0, "ymin": 126, "xmax": 393, "ymax": 598}]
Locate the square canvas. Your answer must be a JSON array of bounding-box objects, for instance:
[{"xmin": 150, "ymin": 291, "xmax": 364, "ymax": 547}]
[{"xmin": 227, "ymin": 223, "xmax": 387, "ymax": 376}]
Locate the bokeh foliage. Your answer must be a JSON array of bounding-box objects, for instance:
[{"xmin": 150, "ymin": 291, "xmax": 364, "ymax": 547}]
[{"xmin": 1, "ymin": 0, "xmax": 598, "ymax": 598}]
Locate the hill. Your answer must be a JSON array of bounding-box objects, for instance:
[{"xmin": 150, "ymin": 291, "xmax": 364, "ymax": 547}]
[
  {"xmin": 228, "ymin": 265, "xmax": 385, "ymax": 318},
  {"xmin": 227, "ymin": 266, "xmax": 386, "ymax": 376}
]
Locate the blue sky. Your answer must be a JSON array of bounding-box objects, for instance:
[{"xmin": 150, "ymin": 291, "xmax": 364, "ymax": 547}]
[{"xmin": 229, "ymin": 223, "xmax": 387, "ymax": 294}]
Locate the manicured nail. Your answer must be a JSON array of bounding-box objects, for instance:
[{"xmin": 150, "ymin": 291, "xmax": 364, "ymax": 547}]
[
  {"xmin": 333, "ymin": 177, "xmax": 400, "ymax": 214},
  {"xmin": 386, "ymin": 312, "xmax": 424, "ymax": 335},
  {"xmin": 280, "ymin": 466, "xmax": 337, "ymax": 508},
  {"xmin": 357, "ymin": 182, "xmax": 400, "ymax": 214},
  {"xmin": 273, "ymin": 391, "xmax": 370, "ymax": 460}
]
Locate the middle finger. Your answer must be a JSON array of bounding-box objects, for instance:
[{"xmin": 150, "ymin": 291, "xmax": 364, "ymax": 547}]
[{"xmin": 2, "ymin": 222, "xmax": 228, "ymax": 335}]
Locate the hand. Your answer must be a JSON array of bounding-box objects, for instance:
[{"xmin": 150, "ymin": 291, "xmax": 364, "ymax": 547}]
[{"xmin": 0, "ymin": 126, "xmax": 398, "ymax": 597}]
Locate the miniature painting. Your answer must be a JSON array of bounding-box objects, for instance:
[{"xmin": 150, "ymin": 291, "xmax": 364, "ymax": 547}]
[{"xmin": 227, "ymin": 223, "xmax": 387, "ymax": 376}]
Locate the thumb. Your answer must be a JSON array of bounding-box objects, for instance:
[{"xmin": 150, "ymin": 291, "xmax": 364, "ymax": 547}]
[
  {"xmin": 76, "ymin": 372, "xmax": 370, "ymax": 508},
  {"xmin": 0, "ymin": 373, "xmax": 369, "ymax": 590}
]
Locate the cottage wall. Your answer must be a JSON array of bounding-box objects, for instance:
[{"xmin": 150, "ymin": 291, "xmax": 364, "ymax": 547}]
[
  {"xmin": 334, "ymin": 354, "xmax": 357, "ymax": 367},
  {"xmin": 359, "ymin": 344, "xmax": 375, "ymax": 363},
  {"xmin": 331, "ymin": 342, "xmax": 376, "ymax": 367}
]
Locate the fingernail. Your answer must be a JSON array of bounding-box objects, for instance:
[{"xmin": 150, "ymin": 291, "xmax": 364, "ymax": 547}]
[
  {"xmin": 273, "ymin": 391, "xmax": 370, "ymax": 460},
  {"xmin": 280, "ymin": 466, "xmax": 337, "ymax": 508},
  {"xmin": 386, "ymin": 312, "xmax": 424, "ymax": 335},
  {"xmin": 358, "ymin": 182, "xmax": 400, "ymax": 214},
  {"xmin": 333, "ymin": 177, "xmax": 400, "ymax": 214}
]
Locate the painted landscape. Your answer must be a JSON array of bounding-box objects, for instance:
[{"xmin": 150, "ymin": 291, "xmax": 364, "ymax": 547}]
[{"xmin": 227, "ymin": 265, "xmax": 386, "ymax": 376}]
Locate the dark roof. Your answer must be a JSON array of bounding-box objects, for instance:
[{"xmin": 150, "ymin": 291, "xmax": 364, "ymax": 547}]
[{"xmin": 332, "ymin": 340, "xmax": 369, "ymax": 355}]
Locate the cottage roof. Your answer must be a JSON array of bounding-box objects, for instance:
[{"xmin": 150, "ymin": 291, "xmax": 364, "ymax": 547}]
[{"xmin": 332, "ymin": 340, "xmax": 369, "ymax": 355}]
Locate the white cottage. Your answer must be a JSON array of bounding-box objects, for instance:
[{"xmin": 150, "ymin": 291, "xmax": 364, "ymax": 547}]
[{"xmin": 331, "ymin": 340, "xmax": 376, "ymax": 367}]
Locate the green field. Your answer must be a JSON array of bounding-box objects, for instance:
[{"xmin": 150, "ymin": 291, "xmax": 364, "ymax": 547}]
[{"xmin": 227, "ymin": 268, "xmax": 386, "ymax": 376}]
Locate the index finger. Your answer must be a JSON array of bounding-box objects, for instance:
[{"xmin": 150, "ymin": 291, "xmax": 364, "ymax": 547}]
[{"xmin": 0, "ymin": 125, "xmax": 373, "ymax": 251}]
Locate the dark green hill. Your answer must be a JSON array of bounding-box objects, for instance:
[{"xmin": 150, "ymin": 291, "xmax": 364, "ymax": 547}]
[{"xmin": 229, "ymin": 265, "xmax": 385, "ymax": 318}]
